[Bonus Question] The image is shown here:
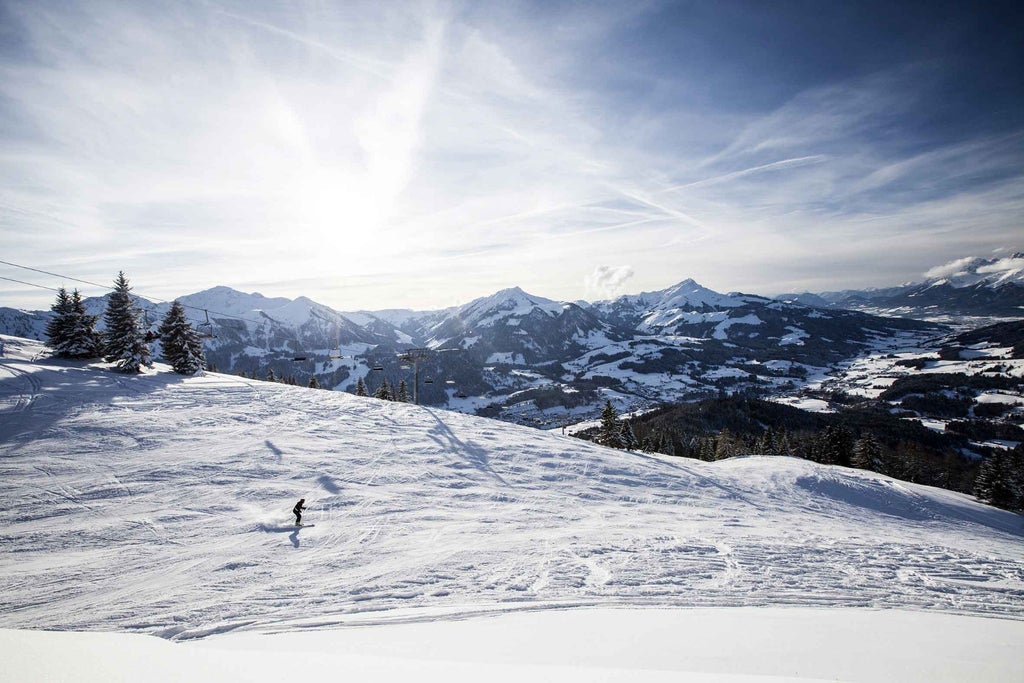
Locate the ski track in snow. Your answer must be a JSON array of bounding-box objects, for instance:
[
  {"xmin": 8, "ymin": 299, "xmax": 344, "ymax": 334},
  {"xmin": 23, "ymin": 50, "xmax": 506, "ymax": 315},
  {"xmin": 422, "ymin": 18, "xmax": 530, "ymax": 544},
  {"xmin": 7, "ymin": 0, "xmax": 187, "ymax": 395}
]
[{"xmin": 0, "ymin": 336, "xmax": 1023, "ymax": 640}]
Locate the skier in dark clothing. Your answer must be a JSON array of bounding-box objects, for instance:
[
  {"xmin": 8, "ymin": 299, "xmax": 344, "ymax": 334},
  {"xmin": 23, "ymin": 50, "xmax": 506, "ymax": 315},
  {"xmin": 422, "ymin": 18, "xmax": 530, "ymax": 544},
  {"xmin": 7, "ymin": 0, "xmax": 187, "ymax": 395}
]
[{"xmin": 293, "ymin": 498, "xmax": 306, "ymax": 526}]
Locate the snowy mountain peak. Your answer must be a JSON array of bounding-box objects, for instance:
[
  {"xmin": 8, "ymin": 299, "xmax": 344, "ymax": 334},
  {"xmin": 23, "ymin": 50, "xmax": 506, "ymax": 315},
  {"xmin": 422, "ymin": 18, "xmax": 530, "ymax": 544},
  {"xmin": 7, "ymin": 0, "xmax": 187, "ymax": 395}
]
[
  {"xmin": 457, "ymin": 286, "xmax": 564, "ymax": 328},
  {"xmin": 658, "ymin": 279, "xmax": 753, "ymax": 310},
  {"xmin": 922, "ymin": 252, "xmax": 1024, "ymax": 289},
  {"xmin": 179, "ymin": 286, "xmax": 291, "ymax": 319}
]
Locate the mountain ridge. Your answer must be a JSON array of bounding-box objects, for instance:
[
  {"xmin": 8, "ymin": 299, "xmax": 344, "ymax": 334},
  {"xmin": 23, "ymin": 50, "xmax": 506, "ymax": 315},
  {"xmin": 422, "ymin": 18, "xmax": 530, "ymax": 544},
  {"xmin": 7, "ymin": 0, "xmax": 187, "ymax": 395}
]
[
  {"xmin": 11, "ymin": 249, "xmax": 1021, "ymax": 423},
  {"xmin": 0, "ymin": 274, "xmax": 940, "ymax": 423},
  {"xmin": 778, "ymin": 252, "xmax": 1024, "ymax": 318}
]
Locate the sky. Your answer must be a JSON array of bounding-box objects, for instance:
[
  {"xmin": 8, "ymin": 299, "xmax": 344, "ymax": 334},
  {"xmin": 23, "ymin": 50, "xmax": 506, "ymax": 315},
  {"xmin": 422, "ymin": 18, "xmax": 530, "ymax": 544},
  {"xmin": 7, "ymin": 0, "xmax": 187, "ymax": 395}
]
[{"xmin": 1, "ymin": 0, "xmax": 1022, "ymax": 311}]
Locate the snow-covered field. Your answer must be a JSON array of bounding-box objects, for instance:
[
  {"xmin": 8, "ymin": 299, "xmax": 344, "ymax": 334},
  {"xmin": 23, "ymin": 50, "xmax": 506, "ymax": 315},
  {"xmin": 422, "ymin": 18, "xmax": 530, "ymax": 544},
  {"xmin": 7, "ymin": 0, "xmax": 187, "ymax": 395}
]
[
  {"xmin": 7, "ymin": 608, "xmax": 1024, "ymax": 682},
  {"xmin": 1, "ymin": 334, "xmax": 1023, "ymax": 680}
]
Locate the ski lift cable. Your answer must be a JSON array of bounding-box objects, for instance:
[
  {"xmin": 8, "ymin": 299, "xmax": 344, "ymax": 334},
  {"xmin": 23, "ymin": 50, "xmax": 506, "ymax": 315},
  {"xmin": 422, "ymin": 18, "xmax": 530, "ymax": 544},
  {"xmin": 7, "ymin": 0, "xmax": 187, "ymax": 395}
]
[
  {"xmin": 0, "ymin": 260, "xmax": 109, "ymax": 290},
  {"xmin": 0, "ymin": 275, "xmax": 62, "ymax": 293},
  {"xmin": 0, "ymin": 259, "xmax": 268, "ymax": 327}
]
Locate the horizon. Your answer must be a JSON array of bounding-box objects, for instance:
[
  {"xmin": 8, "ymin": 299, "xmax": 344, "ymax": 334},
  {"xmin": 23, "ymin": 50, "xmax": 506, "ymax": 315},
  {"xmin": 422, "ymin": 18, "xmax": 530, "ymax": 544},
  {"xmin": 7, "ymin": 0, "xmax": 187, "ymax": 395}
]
[
  {"xmin": 4, "ymin": 248, "xmax": 1022, "ymax": 316},
  {"xmin": 2, "ymin": 1, "xmax": 1022, "ymax": 311}
]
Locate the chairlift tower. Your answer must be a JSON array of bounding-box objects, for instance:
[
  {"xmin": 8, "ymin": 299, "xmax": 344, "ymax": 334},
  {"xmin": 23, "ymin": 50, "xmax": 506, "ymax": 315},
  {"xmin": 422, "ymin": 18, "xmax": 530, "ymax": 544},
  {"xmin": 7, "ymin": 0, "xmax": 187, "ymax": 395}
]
[{"xmin": 397, "ymin": 348, "xmax": 431, "ymax": 405}]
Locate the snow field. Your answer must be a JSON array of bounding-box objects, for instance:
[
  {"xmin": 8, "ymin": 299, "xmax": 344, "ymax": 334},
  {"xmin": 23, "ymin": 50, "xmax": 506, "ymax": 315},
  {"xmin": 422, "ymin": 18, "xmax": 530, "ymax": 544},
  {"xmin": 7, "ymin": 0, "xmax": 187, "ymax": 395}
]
[
  {"xmin": 1, "ymin": 334, "xmax": 1023, "ymax": 679},
  {"xmin": 5, "ymin": 607, "xmax": 1024, "ymax": 682}
]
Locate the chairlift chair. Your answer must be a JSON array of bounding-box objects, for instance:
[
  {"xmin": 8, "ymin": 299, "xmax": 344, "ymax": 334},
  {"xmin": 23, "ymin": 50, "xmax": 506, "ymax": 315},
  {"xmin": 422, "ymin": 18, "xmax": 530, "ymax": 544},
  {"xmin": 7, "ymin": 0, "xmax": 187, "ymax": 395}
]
[{"xmin": 196, "ymin": 309, "xmax": 217, "ymax": 339}]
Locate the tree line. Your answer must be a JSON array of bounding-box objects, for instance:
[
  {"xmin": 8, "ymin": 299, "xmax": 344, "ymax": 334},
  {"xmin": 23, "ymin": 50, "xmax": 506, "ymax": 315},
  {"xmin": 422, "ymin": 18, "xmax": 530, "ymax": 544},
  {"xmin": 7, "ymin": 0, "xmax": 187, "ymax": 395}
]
[
  {"xmin": 45, "ymin": 271, "xmax": 204, "ymax": 375},
  {"xmin": 224, "ymin": 363, "xmax": 411, "ymax": 401},
  {"xmin": 590, "ymin": 398, "xmax": 1024, "ymax": 513}
]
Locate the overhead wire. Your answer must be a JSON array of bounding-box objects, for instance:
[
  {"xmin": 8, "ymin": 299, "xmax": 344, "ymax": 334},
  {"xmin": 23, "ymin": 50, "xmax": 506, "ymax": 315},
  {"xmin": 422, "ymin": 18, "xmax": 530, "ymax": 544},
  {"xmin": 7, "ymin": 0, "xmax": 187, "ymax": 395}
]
[
  {"xmin": 0, "ymin": 259, "xmax": 269, "ymax": 327},
  {"xmin": 0, "ymin": 275, "xmax": 62, "ymax": 293}
]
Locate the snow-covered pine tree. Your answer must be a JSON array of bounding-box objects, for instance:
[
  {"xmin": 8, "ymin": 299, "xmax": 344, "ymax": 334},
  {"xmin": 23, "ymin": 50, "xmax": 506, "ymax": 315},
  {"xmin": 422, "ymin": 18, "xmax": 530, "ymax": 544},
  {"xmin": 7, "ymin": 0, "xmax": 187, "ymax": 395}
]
[
  {"xmin": 68, "ymin": 290, "xmax": 104, "ymax": 358},
  {"xmin": 44, "ymin": 288, "xmax": 75, "ymax": 355},
  {"xmin": 597, "ymin": 400, "xmax": 623, "ymax": 448},
  {"xmin": 396, "ymin": 379, "xmax": 410, "ymax": 403},
  {"xmin": 374, "ymin": 377, "xmax": 391, "ymax": 400},
  {"xmin": 157, "ymin": 301, "xmax": 206, "ymax": 374},
  {"xmin": 355, "ymin": 376, "xmax": 367, "ymax": 396},
  {"xmin": 265, "ymin": 367, "xmax": 277, "ymax": 382},
  {"xmin": 619, "ymin": 421, "xmax": 638, "ymax": 451},
  {"xmin": 102, "ymin": 272, "xmax": 152, "ymax": 373},
  {"xmin": 308, "ymin": 375, "xmax": 321, "ymax": 389},
  {"xmin": 714, "ymin": 428, "xmax": 737, "ymax": 460}
]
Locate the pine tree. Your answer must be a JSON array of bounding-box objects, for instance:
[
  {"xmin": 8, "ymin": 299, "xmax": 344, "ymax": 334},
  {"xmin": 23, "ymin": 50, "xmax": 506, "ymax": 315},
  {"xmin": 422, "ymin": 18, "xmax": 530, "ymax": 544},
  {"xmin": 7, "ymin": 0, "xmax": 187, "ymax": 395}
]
[
  {"xmin": 265, "ymin": 367, "xmax": 277, "ymax": 382},
  {"xmin": 822, "ymin": 426, "xmax": 854, "ymax": 467},
  {"xmin": 852, "ymin": 434, "xmax": 883, "ymax": 472},
  {"xmin": 597, "ymin": 400, "xmax": 622, "ymax": 448},
  {"xmin": 102, "ymin": 272, "xmax": 151, "ymax": 373},
  {"xmin": 755, "ymin": 428, "xmax": 775, "ymax": 455},
  {"xmin": 698, "ymin": 434, "xmax": 716, "ymax": 461},
  {"xmin": 374, "ymin": 377, "xmax": 391, "ymax": 400},
  {"xmin": 775, "ymin": 429, "xmax": 793, "ymax": 457},
  {"xmin": 158, "ymin": 301, "xmax": 205, "ymax": 374},
  {"xmin": 308, "ymin": 375, "xmax": 321, "ymax": 389},
  {"xmin": 44, "ymin": 287, "xmax": 75, "ymax": 354},
  {"xmin": 661, "ymin": 431, "xmax": 676, "ymax": 457},
  {"xmin": 45, "ymin": 288, "xmax": 103, "ymax": 359},
  {"xmin": 974, "ymin": 446, "xmax": 1024, "ymax": 510},
  {"xmin": 715, "ymin": 428, "xmax": 736, "ymax": 460},
  {"xmin": 619, "ymin": 421, "xmax": 639, "ymax": 451},
  {"xmin": 355, "ymin": 376, "xmax": 367, "ymax": 396},
  {"xmin": 396, "ymin": 379, "xmax": 410, "ymax": 402},
  {"xmin": 68, "ymin": 290, "xmax": 104, "ymax": 358}
]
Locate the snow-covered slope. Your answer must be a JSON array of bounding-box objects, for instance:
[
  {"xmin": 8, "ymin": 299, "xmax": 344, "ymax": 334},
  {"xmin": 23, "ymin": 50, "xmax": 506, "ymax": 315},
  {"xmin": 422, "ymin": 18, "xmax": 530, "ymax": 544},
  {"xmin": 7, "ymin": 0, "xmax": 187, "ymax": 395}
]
[
  {"xmin": 601, "ymin": 279, "xmax": 760, "ymax": 332},
  {"xmin": 1, "ymin": 334, "xmax": 1022, "ymax": 644},
  {"xmin": 7, "ymin": 608, "xmax": 1024, "ymax": 682},
  {"xmin": 455, "ymin": 287, "xmax": 566, "ymax": 329}
]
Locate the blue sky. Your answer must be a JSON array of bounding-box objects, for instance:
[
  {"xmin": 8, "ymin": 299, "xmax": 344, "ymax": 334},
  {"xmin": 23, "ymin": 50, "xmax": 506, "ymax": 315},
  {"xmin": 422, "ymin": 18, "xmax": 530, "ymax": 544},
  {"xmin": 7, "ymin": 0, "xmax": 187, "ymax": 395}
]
[{"xmin": 1, "ymin": 0, "xmax": 1022, "ymax": 310}]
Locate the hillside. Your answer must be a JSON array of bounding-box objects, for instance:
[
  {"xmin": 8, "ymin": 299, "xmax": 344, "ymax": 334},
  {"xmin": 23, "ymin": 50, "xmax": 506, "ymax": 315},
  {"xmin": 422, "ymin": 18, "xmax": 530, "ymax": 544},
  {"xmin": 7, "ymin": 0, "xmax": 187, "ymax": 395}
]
[
  {"xmin": 2, "ymin": 334, "xmax": 1023, "ymax": 632},
  {"xmin": 2, "ymin": 334, "xmax": 1024, "ymax": 679}
]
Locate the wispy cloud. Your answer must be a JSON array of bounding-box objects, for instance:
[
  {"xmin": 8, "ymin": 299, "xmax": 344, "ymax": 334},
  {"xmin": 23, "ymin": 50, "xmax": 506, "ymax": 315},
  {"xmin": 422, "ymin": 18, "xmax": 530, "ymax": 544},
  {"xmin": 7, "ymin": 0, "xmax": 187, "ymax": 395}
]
[{"xmin": 1, "ymin": 2, "xmax": 1021, "ymax": 309}]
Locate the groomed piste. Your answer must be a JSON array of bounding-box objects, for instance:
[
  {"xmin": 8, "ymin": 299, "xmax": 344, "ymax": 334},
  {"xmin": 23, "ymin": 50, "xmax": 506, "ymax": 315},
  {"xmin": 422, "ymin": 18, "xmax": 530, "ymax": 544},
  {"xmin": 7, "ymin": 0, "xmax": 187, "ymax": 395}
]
[{"xmin": 1, "ymin": 334, "xmax": 1022, "ymax": 681}]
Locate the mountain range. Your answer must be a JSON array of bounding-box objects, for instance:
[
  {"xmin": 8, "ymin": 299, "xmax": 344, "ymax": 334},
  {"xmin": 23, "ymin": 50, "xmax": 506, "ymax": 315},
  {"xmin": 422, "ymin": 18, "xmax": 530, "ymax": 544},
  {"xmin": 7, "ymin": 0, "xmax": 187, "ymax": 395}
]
[
  {"xmin": 2, "ymin": 253, "xmax": 1022, "ymax": 425},
  {"xmin": 778, "ymin": 252, "xmax": 1024, "ymax": 318}
]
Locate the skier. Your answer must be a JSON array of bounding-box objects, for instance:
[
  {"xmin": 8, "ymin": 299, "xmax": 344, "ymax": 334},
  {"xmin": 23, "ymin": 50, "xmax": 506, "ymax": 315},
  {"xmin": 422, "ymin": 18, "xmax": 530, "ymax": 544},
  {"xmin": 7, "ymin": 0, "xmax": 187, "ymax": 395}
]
[{"xmin": 292, "ymin": 498, "xmax": 306, "ymax": 526}]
